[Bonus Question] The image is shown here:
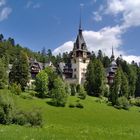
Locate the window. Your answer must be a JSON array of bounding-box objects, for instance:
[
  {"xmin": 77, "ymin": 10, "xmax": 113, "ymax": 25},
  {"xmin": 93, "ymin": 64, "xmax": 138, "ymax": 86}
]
[{"xmin": 74, "ymin": 68, "xmax": 76, "ymax": 72}]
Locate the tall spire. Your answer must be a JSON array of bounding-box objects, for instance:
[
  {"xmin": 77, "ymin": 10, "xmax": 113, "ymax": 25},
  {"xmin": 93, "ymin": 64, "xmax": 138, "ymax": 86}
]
[
  {"xmin": 79, "ymin": 5, "xmax": 82, "ymax": 31},
  {"xmin": 111, "ymin": 46, "xmax": 115, "ymax": 61},
  {"xmin": 112, "ymin": 46, "xmax": 114, "ymax": 56}
]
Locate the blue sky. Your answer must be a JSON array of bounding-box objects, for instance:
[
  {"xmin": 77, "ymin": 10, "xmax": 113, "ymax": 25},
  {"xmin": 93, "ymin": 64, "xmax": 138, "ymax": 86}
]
[{"xmin": 0, "ymin": 0, "xmax": 140, "ymax": 62}]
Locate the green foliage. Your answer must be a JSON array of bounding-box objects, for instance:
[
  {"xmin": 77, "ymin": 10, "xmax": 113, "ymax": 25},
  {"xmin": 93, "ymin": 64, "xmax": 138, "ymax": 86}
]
[
  {"xmin": 13, "ymin": 109, "xmax": 43, "ymax": 127},
  {"xmin": 133, "ymin": 97, "xmax": 140, "ymax": 107},
  {"xmin": 26, "ymin": 109, "xmax": 43, "ymax": 127},
  {"xmin": 120, "ymin": 71, "xmax": 129, "ymax": 97},
  {"xmin": 135, "ymin": 69, "xmax": 140, "ymax": 97},
  {"xmin": 110, "ymin": 68, "xmax": 121, "ymax": 105},
  {"xmin": 0, "ymin": 59, "xmax": 7, "ymax": 89},
  {"xmin": 76, "ymin": 102, "xmax": 84, "ymax": 108},
  {"xmin": 70, "ymin": 84, "xmax": 77, "ymax": 96},
  {"xmin": 12, "ymin": 111, "xmax": 28, "ymax": 125},
  {"xmin": 44, "ymin": 67, "xmax": 57, "ymax": 95},
  {"xmin": 115, "ymin": 96, "xmax": 130, "ymax": 110},
  {"xmin": 51, "ymin": 77, "xmax": 68, "ymax": 106},
  {"xmin": 35, "ymin": 70, "xmax": 48, "ymax": 98},
  {"xmin": 9, "ymin": 83, "xmax": 22, "ymax": 95},
  {"xmin": 0, "ymin": 91, "xmax": 14, "ymax": 124},
  {"xmin": 127, "ymin": 65, "xmax": 137, "ymax": 97},
  {"xmin": 68, "ymin": 103, "xmax": 75, "ymax": 108},
  {"xmin": 9, "ymin": 51, "xmax": 29, "ymax": 91},
  {"xmin": 77, "ymin": 85, "xmax": 87, "ymax": 100},
  {"xmin": 86, "ymin": 59, "xmax": 106, "ymax": 96},
  {"xmin": 65, "ymin": 83, "xmax": 71, "ymax": 95}
]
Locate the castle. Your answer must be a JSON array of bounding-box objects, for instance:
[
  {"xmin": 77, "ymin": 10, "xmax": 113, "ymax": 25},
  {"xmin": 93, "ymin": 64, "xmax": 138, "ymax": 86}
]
[{"xmin": 59, "ymin": 25, "xmax": 117, "ymax": 85}]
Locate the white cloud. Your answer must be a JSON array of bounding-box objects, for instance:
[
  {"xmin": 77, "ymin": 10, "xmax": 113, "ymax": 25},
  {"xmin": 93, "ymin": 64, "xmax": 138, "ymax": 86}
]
[
  {"xmin": 33, "ymin": 3, "xmax": 41, "ymax": 9},
  {"xmin": 53, "ymin": 41, "xmax": 73, "ymax": 56},
  {"xmin": 92, "ymin": 11, "xmax": 102, "ymax": 22},
  {"xmin": 106, "ymin": 0, "xmax": 140, "ymax": 28},
  {"xmin": 0, "ymin": 0, "xmax": 12, "ymax": 22},
  {"xmin": 0, "ymin": 7, "xmax": 12, "ymax": 21},
  {"xmin": 26, "ymin": 1, "xmax": 41, "ymax": 9},
  {"xmin": 26, "ymin": 1, "xmax": 33, "ymax": 8},
  {"xmin": 53, "ymin": 26, "xmax": 124, "ymax": 57},
  {"xmin": 0, "ymin": 0, "xmax": 5, "ymax": 7}
]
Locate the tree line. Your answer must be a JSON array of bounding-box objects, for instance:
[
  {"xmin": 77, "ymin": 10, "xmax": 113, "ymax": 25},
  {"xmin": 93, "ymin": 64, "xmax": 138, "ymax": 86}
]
[{"xmin": 0, "ymin": 33, "xmax": 140, "ymax": 110}]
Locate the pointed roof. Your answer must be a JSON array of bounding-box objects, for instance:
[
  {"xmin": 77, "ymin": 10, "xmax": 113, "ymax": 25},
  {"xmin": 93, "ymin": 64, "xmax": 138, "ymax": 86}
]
[
  {"xmin": 111, "ymin": 46, "xmax": 115, "ymax": 61},
  {"xmin": 73, "ymin": 18, "xmax": 88, "ymax": 51}
]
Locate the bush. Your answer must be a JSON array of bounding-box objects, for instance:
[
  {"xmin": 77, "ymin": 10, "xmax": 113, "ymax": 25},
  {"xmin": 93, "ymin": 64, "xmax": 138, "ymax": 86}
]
[
  {"xmin": 13, "ymin": 109, "xmax": 43, "ymax": 127},
  {"xmin": 69, "ymin": 103, "xmax": 75, "ymax": 108},
  {"xmin": 9, "ymin": 83, "xmax": 22, "ymax": 95},
  {"xmin": 76, "ymin": 102, "xmax": 84, "ymax": 108},
  {"xmin": 20, "ymin": 94, "xmax": 33, "ymax": 100},
  {"xmin": 70, "ymin": 84, "xmax": 77, "ymax": 96},
  {"xmin": 26, "ymin": 109, "xmax": 43, "ymax": 127},
  {"xmin": 77, "ymin": 85, "xmax": 87, "ymax": 100},
  {"xmin": 135, "ymin": 98, "xmax": 140, "ymax": 107},
  {"xmin": 13, "ymin": 111, "xmax": 28, "ymax": 125},
  {"xmin": 0, "ymin": 92, "xmax": 14, "ymax": 124},
  {"xmin": 129, "ymin": 98, "xmax": 136, "ymax": 106},
  {"xmin": 116, "ymin": 96, "xmax": 130, "ymax": 110}
]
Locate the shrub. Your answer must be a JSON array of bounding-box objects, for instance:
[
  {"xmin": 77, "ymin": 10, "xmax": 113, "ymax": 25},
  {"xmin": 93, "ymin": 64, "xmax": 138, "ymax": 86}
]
[
  {"xmin": 12, "ymin": 111, "xmax": 28, "ymax": 125},
  {"xmin": 76, "ymin": 102, "xmax": 84, "ymax": 108},
  {"xmin": 129, "ymin": 98, "xmax": 136, "ymax": 106},
  {"xmin": 70, "ymin": 84, "xmax": 77, "ymax": 96},
  {"xmin": 26, "ymin": 109, "xmax": 43, "ymax": 127},
  {"xmin": 20, "ymin": 94, "xmax": 33, "ymax": 100},
  {"xmin": 9, "ymin": 83, "xmax": 22, "ymax": 95},
  {"xmin": 0, "ymin": 92, "xmax": 14, "ymax": 124},
  {"xmin": 69, "ymin": 103, "xmax": 75, "ymax": 108},
  {"xmin": 116, "ymin": 96, "xmax": 130, "ymax": 110},
  {"xmin": 77, "ymin": 85, "xmax": 87, "ymax": 100},
  {"xmin": 135, "ymin": 98, "xmax": 140, "ymax": 107},
  {"xmin": 13, "ymin": 109, "xmax": 43, "ymax": 127}
]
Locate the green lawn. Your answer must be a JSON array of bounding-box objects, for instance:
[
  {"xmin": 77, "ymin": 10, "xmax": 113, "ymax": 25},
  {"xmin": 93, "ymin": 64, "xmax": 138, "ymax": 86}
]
[{"xmin": 0, "ymin": 90, "xmax": 140, "ymax": 140}]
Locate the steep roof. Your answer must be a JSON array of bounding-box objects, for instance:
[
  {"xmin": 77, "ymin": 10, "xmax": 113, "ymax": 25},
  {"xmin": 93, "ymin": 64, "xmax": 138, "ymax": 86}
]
[{"xmin": 73, "ymin": 28, "xmax": 88, "ymax": 51}]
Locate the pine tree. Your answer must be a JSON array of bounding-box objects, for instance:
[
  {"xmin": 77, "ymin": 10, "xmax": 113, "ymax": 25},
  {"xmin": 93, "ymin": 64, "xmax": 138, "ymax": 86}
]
[
  {"xmin": 110, "ymin": 68, "xmax": 121, "ymax": 105},
  {"xmin": 85, "ymin": 60, "xmax": 95, "ymax": 95},
  {"xmin": 9, "ymin": 51, "xmax": 29, "ymax": 91},
  {"xmin": 77, "ymin": 85, "xmax": 87, "ymax": 99},
  {"xmin": 93, "ymin": 59, "xmax": 106, "ymax": 96},
  {"xmin": 135, "ymin": 68, "xmax": 140, "ymax": 97},
  {"xmin": 120, "ymin": 71, "xmax": 129, "ymax": 98},
  {"xmin": 51, "ymin": 77, "xmax": 67, "ymax": 106},
  {"xmin": 127, "ymin": 65, "xmax": 137, "ymax": 97},
  {"xmin": 44, "ymin": 67, "xmax": 57, "ymax": 94},
  {"xmin": 86, "ymin": 59, "xmax": 106, "ymax": 96}
]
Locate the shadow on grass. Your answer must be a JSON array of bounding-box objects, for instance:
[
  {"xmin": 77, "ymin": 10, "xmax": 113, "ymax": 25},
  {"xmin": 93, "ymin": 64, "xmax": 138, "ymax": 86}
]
[{"xmin": 46, "ymin": 100, "xmax": 65, "ymax": 107}]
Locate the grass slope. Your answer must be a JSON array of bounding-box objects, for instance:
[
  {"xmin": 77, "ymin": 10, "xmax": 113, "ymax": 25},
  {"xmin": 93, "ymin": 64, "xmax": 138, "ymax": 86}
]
[{"xmin": 0, "ymin": 90, "xmax": 140, "ymax": 140}]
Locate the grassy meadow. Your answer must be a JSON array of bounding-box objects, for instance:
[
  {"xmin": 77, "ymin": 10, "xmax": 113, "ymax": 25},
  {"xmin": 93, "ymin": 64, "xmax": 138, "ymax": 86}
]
[{"xmin": 0, "ymin": 89, "xmax": 140, "ymax": 140}]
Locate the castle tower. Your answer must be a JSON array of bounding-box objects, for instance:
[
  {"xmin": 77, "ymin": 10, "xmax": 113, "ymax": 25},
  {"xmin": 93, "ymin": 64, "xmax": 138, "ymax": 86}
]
[
  {"xmin": 110, "ymin": 46, "xmax": 115, "ymax": 61},
  {"xmin": 70, "ymin": 19, "xmax": 90, "ymax": 84},
  {"xmin": 107, "ymin": 47, "xmax": 117, "ymax": 85}
]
